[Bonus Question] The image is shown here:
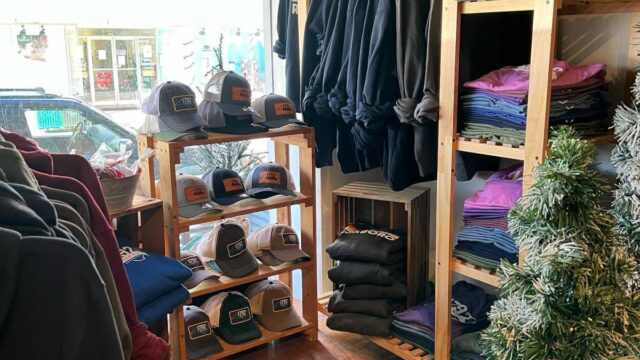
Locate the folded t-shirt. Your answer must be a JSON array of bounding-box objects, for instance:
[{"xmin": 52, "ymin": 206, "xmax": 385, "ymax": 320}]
[
  {"xmin": 326, "ymin": 313, "xmax": 392, "ymax": 337},
  {"xmin": 328, "ymin": 289, "xmax": 404, "ymax": 318},
  {"xmin": 341, "ymin": 281, "xmax": 408, "ymax": 301},
  {"xmin": 328, "ymin": 261, "xmax": 406, "ymax": 286},
  {"xmin": 137, "ymin": 286, "xmax": 190, "ymax": 325},
  {"xmin": 326, "ymin": 230, "xmax": 406, "ymax": 264}
]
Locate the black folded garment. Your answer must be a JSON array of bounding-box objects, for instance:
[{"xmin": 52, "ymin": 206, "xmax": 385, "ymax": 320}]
[
  {"xmin": 326, "ymin": 313, "xmax": 392, "ymax": 338},
  {"xmin": 326, "ymin": 230, "xmax": 407, "ymax": 264},
  {"xmin": 328, "ymin": 289, "xmax": 404, "ymax": 318},
  {"xmin": 328, "ymin": 261, "xmax": 406, "ymax": 286},
  {"xmin": 341, "ymin": 281, "xmax": 408, "ymax": 301}
]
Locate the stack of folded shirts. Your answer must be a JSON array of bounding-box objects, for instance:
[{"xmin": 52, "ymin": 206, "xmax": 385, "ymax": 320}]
[
  {"xmin": 453, "ymin": 165, "xmax": 523, "ymax": 270},
  {"xmin": 324, "ymin": 227, "xmax": 408, "ymax": 338},
  {"xmin": 391, "ymin": 281, "xmax": 495, "ymax": 357},
  {"xmin": 460, "ymin": 60, "xmax": 609, "ymax": 145}
]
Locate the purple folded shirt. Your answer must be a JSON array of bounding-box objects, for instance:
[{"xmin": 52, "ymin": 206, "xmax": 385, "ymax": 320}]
[{"xmin": 464, "ymin": 165, "xmax": 523, "ymax": 211}]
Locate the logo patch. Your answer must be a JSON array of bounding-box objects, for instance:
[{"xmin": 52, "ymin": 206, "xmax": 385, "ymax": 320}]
[
  {"xmin": 283, "ymin": 233, "xmax": 299, "ymax": 246},
  {"xmin": 259, "ymin": 171, "xmax": 282, "ymax": 185},
  {"xmin": 229, "ymin": 307, "xmax": 252, "ymax": 325},
  {"xmin": 272, "ymin": 296, "xmax": 292, "ymax": 312},
  {"xmin": 227, "ymin": 238, "xmax": 247, "ymax": 258},
  {"xmin": 181, "ymin": 255, "xmax": 204, "ymax": 271},
  {"xmin": 274, "ymin": 102, "xmax": 295, "ymax": 116},
  {"xmin": 231, "ymin": 87, "xmax": 251, "ymax": 102},
  {"xmin": 185, "ymin": 185, "xmax": 209, "ymax": 202},
  {"xmin": 223, "ymin": 177, "xmax": 244, "ymax": 192},
  {"xmin": 187, "ymin": 321, "xmax": 212, "ymax": 340},
  {"xmin": 172, "ymin": 95, "xmax": 196, "ymax": 112},
  {"xmin": 120, "ymin": 246, "xmax": 148, "ymax": 264}
]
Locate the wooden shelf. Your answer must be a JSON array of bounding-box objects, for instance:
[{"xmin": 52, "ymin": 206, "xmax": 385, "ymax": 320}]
[
  {"xmin": 456, "ymin": 136, "xmax": 525, "ymax": 160},
  {"xmin": 461, "ymin": 0, "xmax": 535, "ymax": 14},
  {"xmin": 151, "ymin": 126, "xmax": 313, "ymax": 148},
  {"xmin": 452, "ymin": 258, "xmax": 500, "ymax": 287},
  {"xmin": 189, "ymin": 261, "xmax": 313, "ymax": 298},
  {"xmin": 205, "ymin": 319, "xmax": 313, "ymax": 359},
  {"xmin": 179, "ymin": 194, "xmax": 313, "ymax": 231},
  {"xmin": 108, "ymin": 195, "xmax": 163, "ymax": 220}
]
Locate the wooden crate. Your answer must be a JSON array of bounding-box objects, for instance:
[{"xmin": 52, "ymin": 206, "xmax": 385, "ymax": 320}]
[
  {"xmin": 109, "ymin": 195, "xmax": 164, "ymax": 255},
  {"xmin": 331, "ymin": 182, "xmax": 430, "ymax": 307}
]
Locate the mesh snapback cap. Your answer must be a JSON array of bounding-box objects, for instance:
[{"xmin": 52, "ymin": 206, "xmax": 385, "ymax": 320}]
[
  {"xmin": 199, "ymin": 100, "xmax": 267, "ymax": 135},
  {"xmin": 252, "ymin": 94, "xmax": 304, "ymax": 129},
  {"xmin": 245, "ymin": 163, "xmax": 297, "ymax": 199},
  {"xmin": 176, "ymin": 174, "xmax": 220, "ymax": 218},
  {"xmin": 196, "ymin": 223, "xmax": 259, "ymax": 278},
  {"xmin": 202, "ymin": 291, "xmax": 262, "ymax": 345},
  {"xmin": 180, "ymin": 251, "xmax": 221, "ymax": 289},
  {"xmin": 247, "ymin": 224, "xmax": 310, "ymax": 266},
  {"xmin": 203, "ymin": 71, "xmax": 260, "ymax": 117},
  {"xmin": 142, "ymin": 81, "xmax": 206, "ymax": 132},
  {"xmin": 245, "ymin": 279, "xmax": 302, "ymax": 332},
  {"xmin": 183, "ymin": 305, "xmax": 223, "ymax": 359},
  {"xmin": 201, "ymin": 168, "xmax": 251, "ymax": 206}
]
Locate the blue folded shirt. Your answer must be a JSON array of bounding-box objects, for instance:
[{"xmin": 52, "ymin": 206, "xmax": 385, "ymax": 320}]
[{"xmin": 137, "ymin": 286, "xmax": 190, "ymax": 325}]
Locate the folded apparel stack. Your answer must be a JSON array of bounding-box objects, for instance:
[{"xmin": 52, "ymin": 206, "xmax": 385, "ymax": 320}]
[
  {"xmin": 391, "ymin": 281, "xmax": 495, "ymax": 358},
  {"xmin": 325, "ymin": 228, "xmax": 408, "ymax": 338},
  {"xmin": 460, "ymin": 60, "xmax": 609, "ymax": 146},
  {"xmin": 453, "ymin": 165, "xmax": 523, "ymax": 270}
]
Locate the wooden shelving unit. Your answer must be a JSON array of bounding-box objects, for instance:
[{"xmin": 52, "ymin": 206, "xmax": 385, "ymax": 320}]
[
  {"xmin": 109, "ymin": 195, "xmax": 164, "ymax": 255},
  {"xmin": 137, "ymin": 126, "xmax": 318, "ymax": 360},
  {"xmin": 434, "ymin": 1, "xmax": 634, "ymax": 359}
]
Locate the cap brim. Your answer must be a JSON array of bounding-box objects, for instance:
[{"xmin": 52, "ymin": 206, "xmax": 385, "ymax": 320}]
[
  {"xmin": 218, "ymin": 102, "xmax": 261, "ymax": 117},
  {"xmin": 160, "ymin": 112, "xmax": 206, "ymax": 132},
  {"xmin": 246, "ymin": 188, "xmax": 297, "ymax": 199},
  {"xmin": 186, "ymin": 339, "xmax": 223, "ymax": 359},
  {"xmin": 183, "ymin": 270, "xmax": 221, "ymax": 289},
  {"xmin": 217, "ymin": 252, "xmax": 259, "ymax": 278},
  {"xmin": 258, "ymin": 308, "xmax": 302, "ymax": 332},
  {"xmin": 156, "ymin": 130, "xmax": 208, "ymax": 142},
  {"xmin": 257, "ymin": 252, "xmax": 283, "ymax": 267},
  {"xmin": 258, "ymin": 118, "xmax": 305, "ymax": 129},
  {"xmin": 267, "ymin": 248, "xmax": 311, "ymax": 263},
  {"xmin": 207, "ymin": 124, "xmax": 267, "ymax": 135},
  {"xmin": 179, "ymin": 202, "xmax": 221, "ymax": 218},
  {"xmin": 216, "ymin": 323, "xmax": 261, "ymax": 345},
  {"xmin": 212, "ymin": 193, "xmax": 251, "ymax": 206}
]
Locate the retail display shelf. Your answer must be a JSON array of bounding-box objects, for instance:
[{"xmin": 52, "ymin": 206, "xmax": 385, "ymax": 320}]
[
  {"xmin": 152, "ymin": 126, "xmax": 314, "ymax": 148},
  {"xmin": 461, "ymin": 0, "xmax": 535, "ymax": 14},
  {"xmin": 456, "ymin": 136, "xmax": 526, "ymax": 161},
  {"xmin": 108, "ymin": 195, "xmax": 163, "ymax": 220},
  {"xmin": 178, "ymin": 194, "xmax": 313, "ymax": 231},
  {"xmin": 452, "ymin": 258, "xmax": 500, "ymax": 288},
  {"xmin": 189, "ymin": 261, "xmax": 313, "ymax": 299}
]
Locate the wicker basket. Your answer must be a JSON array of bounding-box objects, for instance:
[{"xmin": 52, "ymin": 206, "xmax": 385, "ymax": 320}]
[{"xmin": 100, "ymin": 174, "xmax": 140, "ymax": 212}]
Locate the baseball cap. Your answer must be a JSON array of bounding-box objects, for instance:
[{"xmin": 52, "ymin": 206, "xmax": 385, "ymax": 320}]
[
  {"xmin": 252, "ymin": 94, "xmax": 305, "ymax": 129},
  {"xmin": 245, "ymin": 163, "xmax": 297, "ymax": 199},
  {"xmin": 199, "ymin": 100, "xmax": 267, "ymax": 135},
  {"xmin": 180, "ymin": 251, "xmax": 221, "ymax": 289},
  {"xmin": 183, "ymin": 305, "xmax": 223, "ymax": 359},
  {"xmin": 176, "ymin": 174, "xmax": 220, "ymax": 218},
  {"xmin": 247, "ymin": 224, "xmax": 310, "ymax": 266},
  {"xmin": 245, "ymin": 279, "xmax": 302, "ymax": 332},
  {"xmin": 203, "ymin": 71, "xmax": 261, "ymax": 117},
  {"xmin": 201, "ymin": 168, "xmax": 251, "ymax": 206},
  {"xmin": 195, "ymin": 223, "xmax": 259, "ymax": 278},
  {"xmin": 202, "ymin": 291, "xmax": 262, "ymax": 345},
  {"xmin": 142, "ymin": 81, "xmax": 206, "ymax": 133}
]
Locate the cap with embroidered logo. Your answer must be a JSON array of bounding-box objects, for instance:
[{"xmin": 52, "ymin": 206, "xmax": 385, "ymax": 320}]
[
  {"xmin": 247, "ymin": 224, "xmax": 310, "ymax": 266},
  {"xmin": 201, "ymin": 291, "xmax": 262, "ymax": 345},
  {"xmin": 201, "ymin": 168, "xmax": 251, "ymax": 206},
  {"xmin": 194, "ymin": 223, "xmax": 259, "ymax": 278},
  {"xmin": 245, "ymin": 163, "xmax": 297, "ymax": 199},
  {"xmin": 245, "ymin": 279, "xmax": 302, "ymax": 332},
  {"xmin": 183, "ymin": 305, "xmax": 223, "ymax": 359},
  {"xmin": 179, "ymin": 251, "xmax": 221, "ymax": 289},
  {"xmin": 141, "ymin": 81, "xmax": 206, "ymax": 133},
  {"xmin": 252, "ymin": 94, "xmax": 304, "ymax": 129},
  {"xmin": 176, "ymin": 174, "xmax": 220, "ymax": 218}
]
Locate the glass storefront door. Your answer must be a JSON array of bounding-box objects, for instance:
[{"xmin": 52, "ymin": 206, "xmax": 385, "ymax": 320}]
[
  {"xmin": 115, "ymin": 39, "xmax": 139, "ymax": 102},
  {"xmin": 89, "ymin": 38, "xmax": 116, "ymax": 104}
]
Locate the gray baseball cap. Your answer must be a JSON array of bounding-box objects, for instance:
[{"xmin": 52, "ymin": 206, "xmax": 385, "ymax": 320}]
[
  {"xmin": 142, "ymin": 81, "xmax": 206, "ymax": 132},
  {"xmin": 245, "ymin": 279, "xmax": 302, "ymax": 332},
  {"xmin": 203, "ymin": 71, "xmax": 260, "ymax": 117},
  {"xmin": 252, "ymin": 94, "xmax": 305, "ymax": 129},
  {"xmin": 183, "ymin": 305, "xmax": 223, "ymax": 359},
  {"xmin": 195, "ymin": 223, "xmax": 259, "ymax": 278},
  {"xmin": 247, "ymin": 224, "xmax": 310, "ymax": 266},
  {"xmin": 176, "ymin": 174, "xmax": 220, "ymax": 218},
  {"xmin": 179, "ymin": 251, "xmax": 221, "ymax": 289}
]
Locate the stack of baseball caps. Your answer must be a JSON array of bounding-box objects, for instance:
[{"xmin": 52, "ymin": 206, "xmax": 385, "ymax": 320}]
[
  {"xmin": 193, "ymin": 222, "xmax": 259, "ymax": 278},
  {"xmin": 325, "ymin": 225, "xmax": 408, "ymax": 338},
  {"xmin": 247, "ymin": 224, "xmax": 310, "ymax": 266},
  {"xmin": 141, "ymin": 81, "xmax": 208, "ymax": 142}
]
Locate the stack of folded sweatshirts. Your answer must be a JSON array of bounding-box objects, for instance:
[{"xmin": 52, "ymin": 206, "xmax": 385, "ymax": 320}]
[
  {"xmin": 453, "ymin": 165, "xmax": 523, "ymax": 271},
  {"xmin": 391, "ymin": 281, "xmax": 495, "ymax": 358},
  {"xmin": 325, "ymin": 226, "xmax": 407, "ymax": 338},
  {"xmin": 460, "ymin": 60, "xmax": 609, "ymax": 146}
]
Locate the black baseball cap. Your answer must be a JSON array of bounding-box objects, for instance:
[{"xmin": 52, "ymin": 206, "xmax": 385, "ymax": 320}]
[
  {"xmin": 142, "ymin": 81, "xmax": 206, "ymax": 133},
  {"xmin": 199, "ymin": 100, "xmax": 267, "ymax": 135},
  {"xmin": 252, "ymin": 94, "xmax": 304, "ymax": 129},
  {"xmin": 203, "ymin": 71, "xmax": 260, "ymax": 117},
  {"xmin": 183, "ymin": 305, "xmax": 223, "ymax": 359},
  {"xmin": 196, "ymin": 223, "xmax": 259, "ymax": 278},
  {"xmin": 245, "ymin": 163, "xmax": 297, "ymax": 199},
  {"xmin": 201, "ymin": 168, "xmax": 251, "ymax": 206},
  {"xmin": 202, "ymin": 291, "xmax": 262, "ymax": 345}
]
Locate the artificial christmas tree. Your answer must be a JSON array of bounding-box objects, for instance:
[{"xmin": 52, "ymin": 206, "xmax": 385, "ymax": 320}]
[{"xmin": 480, "ymin": 128, "xmax": 640, "ymax": 359}]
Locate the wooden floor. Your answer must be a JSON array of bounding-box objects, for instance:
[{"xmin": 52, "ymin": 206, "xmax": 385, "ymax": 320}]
[{"xmin": 229, "ymin": 309, "xmax": 399, "ymax": 360}]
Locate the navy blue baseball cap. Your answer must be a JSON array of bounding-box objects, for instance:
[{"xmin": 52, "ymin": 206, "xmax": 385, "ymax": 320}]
[{"xmin": 201, "ymin": 168, "xmax": 251, "ymax": 206}]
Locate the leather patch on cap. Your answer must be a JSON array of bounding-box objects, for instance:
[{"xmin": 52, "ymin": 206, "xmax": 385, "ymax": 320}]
[
  {"xmin": 229, "ymin": 307, "xmax": 252, "ymax": 325},
  {"xmin": 181, "ymin": 255, "xmax": 205, "ymax": 271},
  {"xmin": 259, "ymin": 171, "xmax": 281, "ymax": 185},
  {"xmin": 172, "ymin": 95, "xmax": 196, "ymax": 112},
  {"xmin": 272, "ymin": 296, "xmax": 292, "ymax": 312},
  {"xmin": 231, "ymin": 87, "xmax": 251, "ymax": 102},
  {"xmin": 188, "ymin": 321, "xmax": 212, "ymax": 340},
  {"xmin": 274, "ymin": 102, "xmax": 295, "ymax": 116},
  {"xmin": 185, "ymin": 186, "xmax": 209, "ymax": 202},
  {"xmin": 223, "ymin": 177, "xmax": 244, "ymax": 192}
]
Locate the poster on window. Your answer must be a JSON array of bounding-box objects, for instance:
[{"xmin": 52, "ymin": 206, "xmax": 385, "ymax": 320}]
[{"xmin": 15, "ymin": 25, "xmax": 49, "ymax": 62}]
